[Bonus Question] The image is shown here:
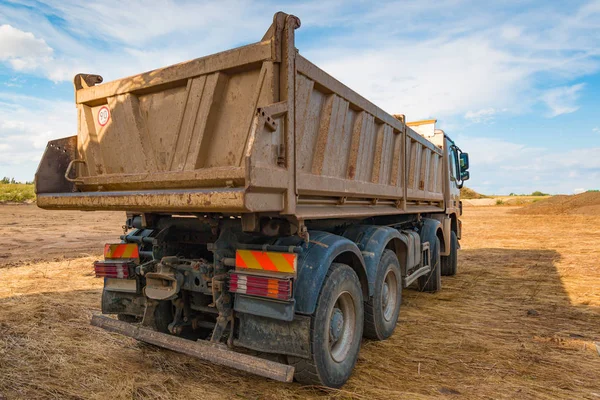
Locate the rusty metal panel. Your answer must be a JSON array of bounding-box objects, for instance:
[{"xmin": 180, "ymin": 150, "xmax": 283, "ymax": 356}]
[
  {"xmin": 295, "ymin": 59, "xmax": 405, "ymax": 197},
  {"xmin": 76, "ymin": 67, "xmax": 267, "ymax": 186},
  {"xmin": 405, "ymin": 129, "xmax": 444, "ymax": 203},
  {"xmin": 37, "ymin": 188, "xmax": 247, "ymax": 212},
  {"xmin": 35, "ymin": 136, "xmax": 78, "ymax": 194},
  {"xmin": 293, "ymin": 53, "xmax": 443, "ymax": 217}
]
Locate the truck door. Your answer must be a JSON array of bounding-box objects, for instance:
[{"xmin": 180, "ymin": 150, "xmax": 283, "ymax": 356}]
[{"xmin": 446, "ymin": 137, "xmax": 461, "ymax": 213}]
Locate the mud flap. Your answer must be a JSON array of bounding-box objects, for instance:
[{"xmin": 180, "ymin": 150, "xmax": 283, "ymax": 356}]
[{"xmin": 91, "ymin": 314, "xmax": 294, "ymax": 382}]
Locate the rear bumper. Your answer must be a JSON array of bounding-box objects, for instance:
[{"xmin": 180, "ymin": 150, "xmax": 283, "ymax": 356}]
[{"xmin": 91, "ymin": 314, "xmax": 294, "ymax": 382}]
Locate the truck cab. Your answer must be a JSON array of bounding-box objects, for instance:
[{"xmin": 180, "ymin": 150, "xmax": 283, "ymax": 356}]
[{"xmin": 407, "ymin": 119, "xmax": 470, "ymax": 257}]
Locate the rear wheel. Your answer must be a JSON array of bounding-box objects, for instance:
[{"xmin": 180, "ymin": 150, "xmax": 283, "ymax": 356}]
[
  {"xmin": 364, "ymin": 250, "xmax": 402, "ymax": 340},
  {"xmin": 441, "ymin": 231, "xmax": 458, "ymax": 276},
  {"xmin": 418, "ymin": 237, "xmax": 442, "ymax": 292},
  {"xmin": 288, "ymin": 263, "xmax": 364, "ymax": 388}
]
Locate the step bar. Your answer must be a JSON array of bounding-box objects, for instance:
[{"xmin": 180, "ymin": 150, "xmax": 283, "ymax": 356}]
[{"xmin": 91, "ymin": 314, "xmax": 294, "ymax": 383}]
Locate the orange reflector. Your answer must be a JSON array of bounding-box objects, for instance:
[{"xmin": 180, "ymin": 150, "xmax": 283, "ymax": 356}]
[
  {"xmin": 104, "ymin": 243, "xmax": 139, "ymax": 260},
  {"xmin": 235, "ymin": 250, "xmax": 296, "ymax": 274}
]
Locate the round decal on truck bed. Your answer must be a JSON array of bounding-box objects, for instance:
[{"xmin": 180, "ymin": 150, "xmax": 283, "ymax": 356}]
[{"xmin": 98, "ymin": 106, "xmax": 110, "ymax": 126}]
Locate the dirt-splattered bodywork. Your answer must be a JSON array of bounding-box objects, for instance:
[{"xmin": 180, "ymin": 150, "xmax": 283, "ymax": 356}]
[
  {"xmin": 36, "ymin": 12, "xmax": 448, "ymax": 221},
  {"xmin": 34, "ymin": 12, "xmax": 469, "ymax": 387}
]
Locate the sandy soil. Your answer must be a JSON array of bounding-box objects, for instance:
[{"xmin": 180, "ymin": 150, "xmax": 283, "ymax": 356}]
[
  {"xmin": 0, "ymin": 205, "xmax": 124, "ymax": 267},
  {"xmin": 514, "ymin": 192, "xmax": 600, "ymax": 216},
  {"xmin": 0, "ymin": 205, "xmax": 599, "ymax": 399}
]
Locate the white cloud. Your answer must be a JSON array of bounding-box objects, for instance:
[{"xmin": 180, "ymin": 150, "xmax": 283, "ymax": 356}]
[
  {"xmin": 0, "ymin": 24, "xmax": 53, "ymax": 72},
  {"xmin": 540, "ymin": 83, "xmax": 585, "ymax": 117},
  {"xmin": 302, "ymin": 0, "xmax": 600, "ymax": 119},
  {"xmin": 1, "ymin": 1, "xmax": 599, "ymax": 114},
  {"xmin": 457, "ymin": 134, "xmax": 600, "ymax": 194},
  {"xmin": 46, "ymin": 0, "xmax": 267, "ymax": 46},
  {"xmin": 574, "ymin": 188, "xmax": 586, "ymax": 194},
  {"xmin": 0, "ymin": 0, "xmax": 600, "ymax": 190},
  {"xmin": 0, "ymin": 0, "xmax": 275, "ymax": 82},
  {"xmin": 312, "ymin": 35, "xmax": 531, "ymax": 120},
  {"xmin": 464, "ymin": 108, "xmax": 501, "ymax": 124},
  {"xmin": 500, "ymin": 25, "xmax": 523, "ymax": 41},
  {"xmin": 593, "ymin": 127, "xmax": 599, "ymax": 133},
  {"xmin": 0, "ymin": 93, "xmax": 75, "ymax": 182}
]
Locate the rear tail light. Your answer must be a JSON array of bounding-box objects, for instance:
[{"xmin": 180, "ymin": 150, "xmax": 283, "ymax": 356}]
[
  {"xmin": 94, "ymin": 261, "xmax": 134, "ymax": 279},
  {"xmin": 95, "ymin": 242, "xmax": 139, "ymax": 279},
  {"xmin": 229, "ymin": 273, "xmax": 292, "ymax": 301}
]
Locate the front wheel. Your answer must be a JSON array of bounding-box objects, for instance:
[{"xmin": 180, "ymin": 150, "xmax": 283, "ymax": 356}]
[
  {"xmin": 288, "ymin": 263, "xmax": 364, "ymax": 388},
  {"xmin": 441, "ymin": 231, "xmax": 458, "ymax": 276}
]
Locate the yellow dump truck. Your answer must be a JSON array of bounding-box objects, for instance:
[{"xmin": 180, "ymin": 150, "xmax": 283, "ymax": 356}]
[{"xmin": 35, "ymin": 12, "xmax": 470, "ymax": 387}]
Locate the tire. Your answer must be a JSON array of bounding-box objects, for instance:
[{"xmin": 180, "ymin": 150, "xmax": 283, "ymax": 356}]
[
  {"xmin": 441, "ymin": 231, "xmax": 458, "ymax": 276},
  {"xmin": 288, "ymin": 263, "xmax": 364, "ymax": 388},
  {"xmin": 418, "ymin": 236, "xmax": 442, "ymax": 292},
  {"xmin": 154, "ymin": 300, "xmax": 174, "ymax": 333},
  {"xmin": 364, "ymin": 249, "xmax": 402, "ymax": 340}
]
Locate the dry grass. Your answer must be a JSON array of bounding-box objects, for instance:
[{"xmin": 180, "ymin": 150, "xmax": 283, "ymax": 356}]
[
  {"xmin": 0, "ymin": 183, "xmax": 35, "ymax": 203},
  {"xmin": 1, "ymin": 206, "xmax": 599, "ymax": 399}
]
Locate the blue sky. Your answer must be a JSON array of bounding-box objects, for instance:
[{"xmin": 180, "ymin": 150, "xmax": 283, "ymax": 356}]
[{"xmin": 0, "ymin": 0, "xmax": 599, "ymax": 194}]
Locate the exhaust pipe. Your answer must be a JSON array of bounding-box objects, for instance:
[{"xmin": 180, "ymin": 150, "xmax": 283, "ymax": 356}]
[{"xmin": 91, "ymin": 314, "xmax": 294, "ymax": 383}]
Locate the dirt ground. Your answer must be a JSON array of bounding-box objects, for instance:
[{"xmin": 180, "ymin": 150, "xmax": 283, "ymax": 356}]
[
  {"xmin": 0, "ymin": 205, "xmax": 124, "ymax": 267},
  {"xmin": 1, "ymin": 205, "xmax": 599, "ymax": 399},
  {"xmin": 513, "ymin": 191, "xmax": 600, "ymax": 216}
]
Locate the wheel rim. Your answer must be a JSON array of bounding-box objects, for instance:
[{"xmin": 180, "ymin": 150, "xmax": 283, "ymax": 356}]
[
  {"xmin": 328, "ymin": 291, "xmax": 356, "ymax": 363},
  {"xmin": 382, "ymin": 268, "xmax": 399, "ymax": 322}
]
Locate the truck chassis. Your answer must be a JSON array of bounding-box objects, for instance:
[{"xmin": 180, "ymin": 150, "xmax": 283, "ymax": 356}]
[{"xmin": 35, "ymin": 11, "xmax": 470, "ymax": 388}]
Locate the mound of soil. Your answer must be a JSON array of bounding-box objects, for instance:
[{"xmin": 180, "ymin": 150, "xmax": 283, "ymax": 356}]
[
  {"xmin": 513, "ymin": 192, "xmax": 600, "ymax": 215},
  {"xmin": 460, "ymin": 187, "xmax": 488, "ymax": 199}
]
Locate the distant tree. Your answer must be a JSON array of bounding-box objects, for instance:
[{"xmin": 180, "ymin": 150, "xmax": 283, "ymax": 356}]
[
  {"xmin": 531, "ymin": 191, "xmax": 549, "ymax": 196},
  {"xmin": 1, "ymin": 177, "xmax": 10, "ymax": 184}
]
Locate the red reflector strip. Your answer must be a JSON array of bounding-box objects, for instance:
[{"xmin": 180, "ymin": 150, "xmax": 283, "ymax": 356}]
[
  {"xmin": 94, "ymin": 261, "xmax": 132, "ymax": 279},
  {"xmin": 229, "ymin": 273, "xmax": 292, "ymax": 300},
  {"xmin": 104, "ymin": 243, "xmax": 139, "ymax": 260}
]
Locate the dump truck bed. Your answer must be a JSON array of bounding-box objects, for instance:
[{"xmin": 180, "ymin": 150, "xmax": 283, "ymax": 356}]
[{"xmin": 36, "ymin": 13, "xmax": 444, "ymax": 220}]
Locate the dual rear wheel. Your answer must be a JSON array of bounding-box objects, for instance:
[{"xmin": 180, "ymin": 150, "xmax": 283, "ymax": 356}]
[
  {"xmin": 288, "ymin": 263, "xmax": 364, "ymax": 387},
  {"xmin": 364, "ymin": 250, "xmax": 402, "ymax": 340},
  {"xmin": 293, "ymin": 230, "xmax": 458, "ymax": 386},
  {"xmin": 290, "ymin": 250, "xmax": 403, "ymax": 387}
]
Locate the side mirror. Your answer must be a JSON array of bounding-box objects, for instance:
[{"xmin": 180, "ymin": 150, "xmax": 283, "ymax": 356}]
[
  {"xmin": 460, "ymin": 170, "xmax": 470, "ymax": 181},
  {"xmin": 459, "ymin": 152, "xmax": 469, "ymax": 171}
]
